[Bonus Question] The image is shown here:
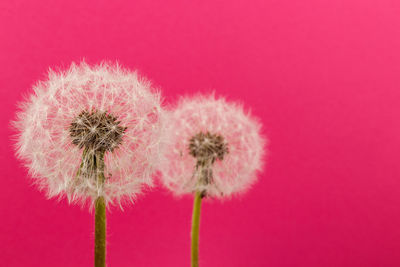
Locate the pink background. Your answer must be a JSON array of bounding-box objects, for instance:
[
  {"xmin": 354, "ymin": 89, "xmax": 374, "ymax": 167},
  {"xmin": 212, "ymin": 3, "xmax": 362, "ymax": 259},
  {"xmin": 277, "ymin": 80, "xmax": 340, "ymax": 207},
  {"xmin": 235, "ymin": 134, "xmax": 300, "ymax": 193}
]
[{"xmin": 1, "ymin": 0, "xmax": 400, "ymax": 266}]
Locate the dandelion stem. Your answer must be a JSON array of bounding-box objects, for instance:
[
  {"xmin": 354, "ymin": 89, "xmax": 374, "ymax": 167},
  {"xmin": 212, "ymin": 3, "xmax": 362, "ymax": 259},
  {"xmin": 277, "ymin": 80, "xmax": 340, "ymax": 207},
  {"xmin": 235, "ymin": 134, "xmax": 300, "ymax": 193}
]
[
  {"xmin": 191, "ymin": 191, "xmax": 203, "ymax": 267},
  {"xmin": 95, "ymin": 151, "xmax": 106, "ymax": 267},
  {"xmin": 95, "ymin": 196, "xmax": 106, "ymax": 267}
]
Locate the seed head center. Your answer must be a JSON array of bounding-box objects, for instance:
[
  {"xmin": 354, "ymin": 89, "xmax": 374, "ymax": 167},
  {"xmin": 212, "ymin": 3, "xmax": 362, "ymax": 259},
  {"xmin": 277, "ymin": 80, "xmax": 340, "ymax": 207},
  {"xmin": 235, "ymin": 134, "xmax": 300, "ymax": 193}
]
[
  {"xmin": 188, "ymin": 131, "xmax": 229, "ymax": 165},
  {"xmin": 69, "ymin": 109, "xmax": 127, "ymax": 153}
]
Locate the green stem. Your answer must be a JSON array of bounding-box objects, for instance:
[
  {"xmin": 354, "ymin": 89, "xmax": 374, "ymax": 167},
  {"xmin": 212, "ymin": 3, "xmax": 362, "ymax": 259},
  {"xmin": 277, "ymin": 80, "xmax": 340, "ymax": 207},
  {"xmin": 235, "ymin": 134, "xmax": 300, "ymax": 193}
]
[
  {"xmin": 191, "ymin": 191, "xmax": 203, "ymax": 267},
  {"xmin": 94, "ymin": 151, "xmax": 106, "ymax": 267},
  {"xmin": 95, "ymin": 196, "xmax": 106, "ymax": 267}
]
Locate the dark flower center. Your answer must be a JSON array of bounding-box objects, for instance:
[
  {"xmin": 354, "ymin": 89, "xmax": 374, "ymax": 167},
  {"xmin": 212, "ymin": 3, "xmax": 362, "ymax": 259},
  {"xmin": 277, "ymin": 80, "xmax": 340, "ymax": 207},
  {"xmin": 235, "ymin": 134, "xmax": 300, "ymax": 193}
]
[
  {"xmin": 69, "ymin": 110, "xmax": 127, "ymax": 153},
  {"xmin": 188, "ymin": 131, "xmax": 229, "ymax": 197},
  {"xmin": 188, "ymin": 131, "xmax": 229, "ymax": 165}
]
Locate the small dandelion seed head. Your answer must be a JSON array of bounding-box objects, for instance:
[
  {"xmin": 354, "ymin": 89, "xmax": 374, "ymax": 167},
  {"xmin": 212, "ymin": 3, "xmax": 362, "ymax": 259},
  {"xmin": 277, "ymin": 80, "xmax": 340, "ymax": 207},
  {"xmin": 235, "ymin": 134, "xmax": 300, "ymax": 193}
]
[{"xmin": 159, "ymin": 94, "xmax": 267, "ymax": 199}]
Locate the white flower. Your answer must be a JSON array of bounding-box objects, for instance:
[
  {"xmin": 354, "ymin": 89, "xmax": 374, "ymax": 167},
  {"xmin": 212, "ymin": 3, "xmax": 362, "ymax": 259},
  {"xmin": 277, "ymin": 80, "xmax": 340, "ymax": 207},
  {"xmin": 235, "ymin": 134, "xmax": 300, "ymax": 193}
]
[
  {"xmin": 159, "ymin": 94, "xmax": 267, "ymax": 198},
  {"xmin": 13, "ymin": 61, "xmax": 166, "ymax": 207}
]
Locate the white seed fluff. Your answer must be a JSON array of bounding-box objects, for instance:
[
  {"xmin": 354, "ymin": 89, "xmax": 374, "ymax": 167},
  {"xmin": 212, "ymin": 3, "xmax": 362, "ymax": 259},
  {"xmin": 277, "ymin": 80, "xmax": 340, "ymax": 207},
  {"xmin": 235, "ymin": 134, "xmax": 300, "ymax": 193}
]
[
  {"xmin": 159, "ymin": 94, "xmax": 267, "ymax": 198},
  {"xmin": 13, "ymin": 61, "xmax": 166, "ymax": 208}
]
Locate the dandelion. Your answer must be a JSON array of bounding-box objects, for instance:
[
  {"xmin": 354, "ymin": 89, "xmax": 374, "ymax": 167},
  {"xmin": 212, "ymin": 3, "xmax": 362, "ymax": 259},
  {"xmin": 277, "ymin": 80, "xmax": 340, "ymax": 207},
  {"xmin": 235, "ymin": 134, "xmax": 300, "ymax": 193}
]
[
  {"xmin": 159, "ymin": 94, "xmax": 266, "ymax": 267},
  {"xmin": 13, "ymin": 61, "xmax": 165, "ymax": 267}
]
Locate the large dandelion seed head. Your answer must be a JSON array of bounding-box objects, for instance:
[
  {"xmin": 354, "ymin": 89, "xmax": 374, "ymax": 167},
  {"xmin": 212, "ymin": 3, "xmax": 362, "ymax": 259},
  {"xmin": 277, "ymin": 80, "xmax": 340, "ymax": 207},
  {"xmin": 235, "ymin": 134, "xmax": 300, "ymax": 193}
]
[
  {"xmin": 13, "ymin": 61, "xmax": 166, "ymax": 207},
  {"xmin": 159, "ymin": 94, "xmax": 267, "ymax": 198}
]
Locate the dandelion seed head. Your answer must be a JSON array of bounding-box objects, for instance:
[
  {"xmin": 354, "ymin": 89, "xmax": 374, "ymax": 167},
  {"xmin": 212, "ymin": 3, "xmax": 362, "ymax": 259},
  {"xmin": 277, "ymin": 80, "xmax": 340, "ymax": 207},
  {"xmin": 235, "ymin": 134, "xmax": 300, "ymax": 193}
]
[
  {"xmin": 13, "ymin": 61, "xmax": 166, "ymax": 208},
  {"xmin": 159, "ymin": 94, "xmax": 267, "ymax": 198}
]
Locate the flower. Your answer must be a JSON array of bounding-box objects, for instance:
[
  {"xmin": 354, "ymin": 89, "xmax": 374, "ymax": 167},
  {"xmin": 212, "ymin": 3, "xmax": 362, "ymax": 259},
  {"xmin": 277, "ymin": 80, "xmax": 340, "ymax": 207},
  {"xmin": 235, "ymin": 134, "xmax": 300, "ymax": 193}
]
[
  {"xmin": 13, "ymin": 61, "xmax": 166, "ymax": 207},
  {"xmin": 159, "ymin": 94, "xmax": 266, "ymax": 198}
]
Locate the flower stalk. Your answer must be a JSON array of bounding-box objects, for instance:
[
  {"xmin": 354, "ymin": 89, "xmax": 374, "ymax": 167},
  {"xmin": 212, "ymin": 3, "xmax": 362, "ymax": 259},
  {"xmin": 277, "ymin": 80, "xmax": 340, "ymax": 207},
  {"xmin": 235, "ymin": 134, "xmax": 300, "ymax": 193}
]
[
  {"xmin": 191, "ymin": 190, "xmax": 203, "ymax": 267},
  {"xmin": 94, "ymin": 151, "xmax": 106, "ymax": 267},
  {"xmin": 95, "ymin": 196, "xmax": 106, "ymax": 267}
]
